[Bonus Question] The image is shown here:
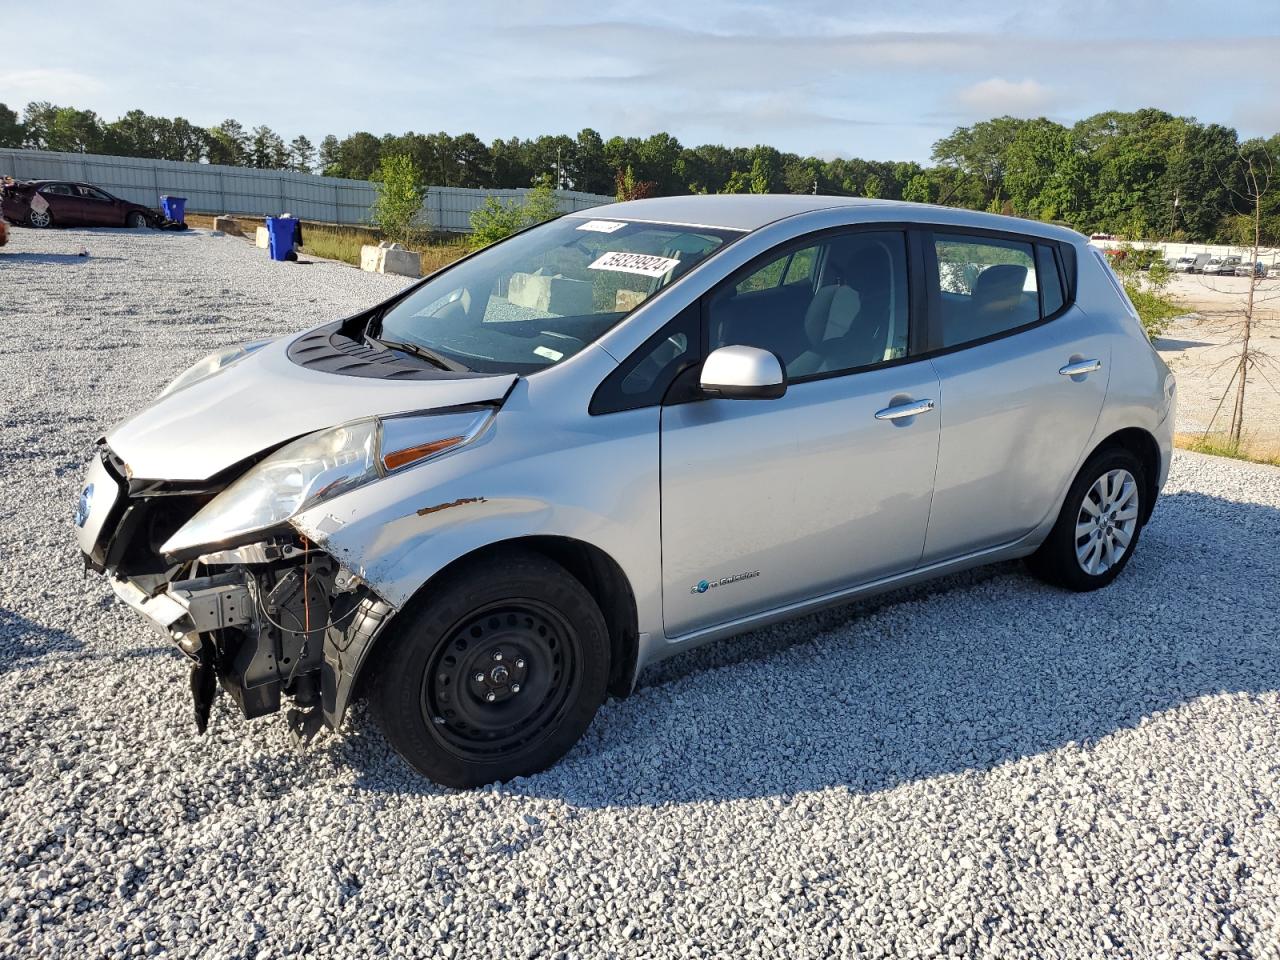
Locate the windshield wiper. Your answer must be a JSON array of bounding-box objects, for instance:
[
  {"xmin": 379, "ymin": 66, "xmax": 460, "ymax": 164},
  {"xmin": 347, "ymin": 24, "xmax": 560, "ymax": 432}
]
[{"xmin": 367, "ymin": 334, "xmax": 468, "ymax": 372}]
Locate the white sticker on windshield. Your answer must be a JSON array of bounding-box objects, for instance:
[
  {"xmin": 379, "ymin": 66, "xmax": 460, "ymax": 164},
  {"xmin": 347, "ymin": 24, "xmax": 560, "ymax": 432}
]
[
  {"xmin": 576, "ymin": 219, "xmax": 627, "ymax": 233},
  {"xmin": 533, "ymin": 345, "xmax": 564, "ymax": 362},
  {"xmin": 588, "ymin": 251, "xmax": 681, "ymax": 278}
]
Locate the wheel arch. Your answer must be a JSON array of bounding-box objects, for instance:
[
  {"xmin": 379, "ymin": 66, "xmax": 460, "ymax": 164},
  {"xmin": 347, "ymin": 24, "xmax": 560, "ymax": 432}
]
[
  {"xmin": 348, "ymin": 535, "xmax": 640, "ymax": 714},
  {"xmin": 1086, "ymin": 426, "xmax": 1161, "ymax": 523}
]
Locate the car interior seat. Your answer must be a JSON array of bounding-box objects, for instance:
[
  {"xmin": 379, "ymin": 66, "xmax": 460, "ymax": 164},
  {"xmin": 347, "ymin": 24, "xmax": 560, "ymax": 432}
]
[
  {"xmin": 788, "ymin": 242, "xmax": 897, "ymax": 376},
  {"xmin": 966, "ymin": 263, "xmax": 1037, "ymax": 340}
]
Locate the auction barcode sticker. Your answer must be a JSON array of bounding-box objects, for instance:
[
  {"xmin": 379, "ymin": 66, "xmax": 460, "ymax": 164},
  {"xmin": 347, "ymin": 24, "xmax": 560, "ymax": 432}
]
[
  {"xmin": 588, "ymin": 251, "xmax": 681, "ymax": 278},
  {"xmin": 576, "ymin": 220, "xmax": 627, "ymax": 233}
]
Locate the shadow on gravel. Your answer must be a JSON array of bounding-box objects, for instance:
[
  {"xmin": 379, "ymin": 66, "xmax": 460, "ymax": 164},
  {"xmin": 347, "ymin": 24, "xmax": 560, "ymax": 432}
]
[
  {"xmin": 0, "ymin": 608, "xmax": 84, "ymax": 672},
  {"xmin": 2, "ymin": 253, "xmax": 126, "ymax": 264},
  {"xmin": 336, "ymin": 490, "xmax": 1280, "ymax": 805}
]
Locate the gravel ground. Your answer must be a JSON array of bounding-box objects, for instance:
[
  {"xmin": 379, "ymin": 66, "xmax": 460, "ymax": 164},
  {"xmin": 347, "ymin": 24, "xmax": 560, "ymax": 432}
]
[{"xmin": 3, "ymin": 226, "xmax": 1280, "ymax": 959}]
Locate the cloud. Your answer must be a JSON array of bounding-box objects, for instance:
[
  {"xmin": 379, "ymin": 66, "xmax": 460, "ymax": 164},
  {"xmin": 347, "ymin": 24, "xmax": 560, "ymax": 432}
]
[
  {"xmin": 0, "ymin": 68, "xmax": 104, "ymax": 103},
  {"xmin": 952, "ymin": 77, "xmax": 1058, "ymax": 116}
]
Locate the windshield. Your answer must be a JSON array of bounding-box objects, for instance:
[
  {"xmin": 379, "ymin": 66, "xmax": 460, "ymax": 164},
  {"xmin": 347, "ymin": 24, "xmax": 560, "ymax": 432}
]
[{"xmin": 375, "ymin": 217, "xmax": 738, "ymax": 373}]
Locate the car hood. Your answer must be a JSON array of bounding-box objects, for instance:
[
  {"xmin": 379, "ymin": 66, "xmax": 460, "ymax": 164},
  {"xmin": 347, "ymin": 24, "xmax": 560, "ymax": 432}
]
[{"xmin": 107, "ymin": 335, "xmax": 517, "ymax": 482}]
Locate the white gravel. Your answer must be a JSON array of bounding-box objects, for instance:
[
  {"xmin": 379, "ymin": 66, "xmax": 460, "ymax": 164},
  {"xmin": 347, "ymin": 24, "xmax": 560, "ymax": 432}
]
[{"xmin": 3, "ymin": 226, "xmax": 1280, "ymax": 960}]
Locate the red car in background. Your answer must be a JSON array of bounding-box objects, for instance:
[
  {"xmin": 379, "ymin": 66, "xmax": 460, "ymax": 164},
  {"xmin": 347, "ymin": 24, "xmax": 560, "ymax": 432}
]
[{"xmin": 1, "ymin": 179, "xmax": 161, "ymax": 229}]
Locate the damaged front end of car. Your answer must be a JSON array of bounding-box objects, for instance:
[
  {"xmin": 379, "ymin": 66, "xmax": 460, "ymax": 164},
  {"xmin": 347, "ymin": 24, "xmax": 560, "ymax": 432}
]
[
  {"xmin": 78, "ymin": 443, "xmax": 395, "ymax": 740},
  {"xmin": 77, "ymin": 400, "xmax": 497, "ymax": 741}
]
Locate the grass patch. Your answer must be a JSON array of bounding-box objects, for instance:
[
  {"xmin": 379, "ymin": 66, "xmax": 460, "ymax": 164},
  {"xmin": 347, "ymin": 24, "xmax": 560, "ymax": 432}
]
[
  {"xmin": 179, "ymin": 214, "xmax": 471, "ymax": 274},
  {"xmin": 299, "ymin": 224, "xmax": 375, "ymax": 266},
  {"xmin": 1176, "ymin": 433, "xmax": 1280, "ymax": 467},
  {"xmin": 299, "ymin": 224, "xmax": 471, "ymax": 274}
]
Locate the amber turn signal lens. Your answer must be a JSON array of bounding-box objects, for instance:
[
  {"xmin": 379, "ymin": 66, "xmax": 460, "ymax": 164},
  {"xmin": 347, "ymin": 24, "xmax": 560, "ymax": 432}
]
[{"xmin": 382, "ymin": 436, "xmax": 464, "ymax": 472}]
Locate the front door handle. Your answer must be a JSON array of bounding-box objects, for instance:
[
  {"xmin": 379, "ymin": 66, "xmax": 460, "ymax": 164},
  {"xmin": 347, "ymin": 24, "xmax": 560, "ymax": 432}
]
[
  {"xmin": 874, "ymin": 398, "xmax": 935, "ymax": 421},
  {"xmin": 1059, "ymin": 358, "xmax": 1102, "ymax": 377}
]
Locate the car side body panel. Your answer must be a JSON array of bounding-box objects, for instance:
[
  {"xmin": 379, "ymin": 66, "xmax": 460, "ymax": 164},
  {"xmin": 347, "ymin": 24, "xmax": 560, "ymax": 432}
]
[{"xmin": 922, "ymin": 305, "xmax": 1112, "ymax": 561}]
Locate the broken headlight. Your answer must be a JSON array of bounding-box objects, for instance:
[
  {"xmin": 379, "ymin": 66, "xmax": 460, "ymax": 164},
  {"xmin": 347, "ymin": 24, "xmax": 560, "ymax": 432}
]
[
  {"xmin": 161, "ymin": 408, "xmax": 493, "ymax": 555},
  {"xmin": 158, "ymin": 339, "xmax": 274, "ymax": 399}
]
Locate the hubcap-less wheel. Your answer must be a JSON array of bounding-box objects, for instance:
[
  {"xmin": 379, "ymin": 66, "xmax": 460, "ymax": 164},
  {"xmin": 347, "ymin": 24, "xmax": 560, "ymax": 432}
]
[
  {"xmin": 423, "ymin": 600, "xmax": 581, "ymax": 761},
  {"xmin": 29, "ymin": 209, "xmax": 51, "ymax": 228},
  {"xmin": 1075, "ymin": 468, "xmax": 1140, "ymax": 575},
  {"xmin": 127, "ymin": 212, "xmax": 147, "ymax": 228}
]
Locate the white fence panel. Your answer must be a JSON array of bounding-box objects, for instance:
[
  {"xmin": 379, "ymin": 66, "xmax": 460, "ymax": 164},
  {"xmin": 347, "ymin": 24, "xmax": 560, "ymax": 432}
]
[{"xmin": 0, "ymin": 148, "xmax": 612, "ymax": 231}]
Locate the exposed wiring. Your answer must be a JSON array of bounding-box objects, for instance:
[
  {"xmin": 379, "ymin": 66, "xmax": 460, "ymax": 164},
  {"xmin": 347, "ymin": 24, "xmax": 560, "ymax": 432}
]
[
  {"xmin": 302, "ymin": 535, "xmax": 311, "ymax": 635},
  {"xmin": 248, "ymin": 574, "xmax": 361, "ymax": 639}
]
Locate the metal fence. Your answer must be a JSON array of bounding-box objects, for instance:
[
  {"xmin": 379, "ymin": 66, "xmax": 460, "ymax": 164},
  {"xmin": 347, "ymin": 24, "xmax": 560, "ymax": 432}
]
[{"xmin": 0, "ymin": 148, "xmax": 612, "ymax": 232}]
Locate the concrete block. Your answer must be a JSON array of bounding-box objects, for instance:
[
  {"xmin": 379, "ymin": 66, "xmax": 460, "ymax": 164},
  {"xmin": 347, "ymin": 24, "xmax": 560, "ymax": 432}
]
[
  {"xmin": 255, "ymin": 226, "xmax": 270, "ymax": 249},
  {"xmin": 614, "ymin": 288, "xmax": 648, "ymax": 312},
  {"xmin": 360, "ymin": 242, "xmax": 421, "ymax": 278},
  {"xmin": 213, "ymin": 216, "xmax": 242, "ymax": 237},
  {"xmin": 508, "ymin": 272, "xmax": 593, "ymax": 315}
]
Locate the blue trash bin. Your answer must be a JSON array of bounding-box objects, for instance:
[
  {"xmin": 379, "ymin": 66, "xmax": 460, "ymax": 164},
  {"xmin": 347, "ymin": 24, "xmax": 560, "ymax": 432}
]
[
  {"xmin": 266, "ymin": 216, "xmax": 297, "ymax": 262},
  {"xmin": 160, "ymin": 196, "xmax": 186, "ymax": 223}
]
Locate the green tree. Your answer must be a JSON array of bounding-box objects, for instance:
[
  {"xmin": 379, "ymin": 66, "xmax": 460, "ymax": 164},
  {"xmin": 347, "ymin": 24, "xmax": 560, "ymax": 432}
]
[
  {"xmin": 932, "ymin": 116, "xmax": 1028, "ymax": 208},
  {"xmin": 452, "ymin": 132, "xmax": 494, "ymax": 188},
  {"xmin": 0, "ymin": 102, "xmax": 21, "ymax": 147},
  {"xmin": 1003, "ymin": 118, "xmax": 1071, "ymax": 218},
  {"xmin": 322, "ymin": 131, "xmax": 382, "ymax": 179},
  {"xmin": 783, "ymin": 157, "xmax": 819, "ymax": 194},
  {"xmin": 570, "ymin": 128, "xmax": 611, "ymax": 194},
  {"xmin": 468, "ymin": 180, "xmax": 561, "ymax": 248},
  {"xmin": 249, "ymin": 125, "xmax": 287, "ymax": 169},
  {"xmin": 288, "ymin": 135, "xmax": 316, "ymax": 172},
  {"xmin": 23, "ymin": 103, "xmax": 104, "ymax": 152},
  {"xmin": 678, "ymin": 144, "xmax": 734, "ymax": 194},
  {"xmin": 206, "ymin": 119, "xmax": 249, "ymax": 165},
  {"xmin": 371, "ymin": 153, "xmax": 426, "ymax": 244},
  {"xmin": 469, "ymin": 196, "xmax": 527, "ymax": 247}
]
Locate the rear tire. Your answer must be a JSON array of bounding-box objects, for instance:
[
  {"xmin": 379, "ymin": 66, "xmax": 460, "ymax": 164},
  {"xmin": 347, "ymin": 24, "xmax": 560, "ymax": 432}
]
[
  {"xmin": 370, "ymin": 550, "xmax": 610, "ymax": 788},
  {"xmin": 1026, "ymin": 447, "xmax": 1146, "ymax": 592},
  {"xmin": 126, "ymin": 211, "xmax": 149, "ymax": 228},
  {"xmin": 28, "ymin": 209, "xmax": 52, "ymax": 228}
]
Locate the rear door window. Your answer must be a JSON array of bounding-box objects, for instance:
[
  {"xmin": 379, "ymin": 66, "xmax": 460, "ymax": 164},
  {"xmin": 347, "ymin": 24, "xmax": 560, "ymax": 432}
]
[{"xmin": 932, "ymin": 235, "xmax": 1040, "ymax": 348}]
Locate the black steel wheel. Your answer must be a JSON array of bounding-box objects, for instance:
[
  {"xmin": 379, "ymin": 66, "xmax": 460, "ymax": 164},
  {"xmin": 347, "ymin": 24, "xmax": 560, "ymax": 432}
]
[
  {"xmin": 371, "ymin": 549, "xmax": 610, "ymax": 787},
  {"xmin": 424, "ymin": 599, "xmax": 582, "ymax": 761}
]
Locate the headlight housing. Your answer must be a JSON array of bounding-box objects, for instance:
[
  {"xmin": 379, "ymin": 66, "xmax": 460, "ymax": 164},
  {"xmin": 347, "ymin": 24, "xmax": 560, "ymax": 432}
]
[
  {"xmin": 161, "ymin": 407, "xmax": 494, "ymax": 555},
  {"xmin": 158, "ymin": 339, "xmax": 274, "ymax": 399}
]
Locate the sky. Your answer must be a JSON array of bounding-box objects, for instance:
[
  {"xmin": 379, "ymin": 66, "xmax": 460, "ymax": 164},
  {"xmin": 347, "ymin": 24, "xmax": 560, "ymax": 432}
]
[{"xmin": 5, "ymin": 0, "xmax": 1280, "ymax": 163}]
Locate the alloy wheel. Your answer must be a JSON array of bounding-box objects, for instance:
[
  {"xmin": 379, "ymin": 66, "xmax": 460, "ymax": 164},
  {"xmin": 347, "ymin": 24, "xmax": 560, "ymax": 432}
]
[
  {"xmin": 1074, "ymin": 468, "xmax": 1140, "ymax": 575},
  {"xmin": 29, "ymin": 210, "xmax": 51, "ymax": 228}
]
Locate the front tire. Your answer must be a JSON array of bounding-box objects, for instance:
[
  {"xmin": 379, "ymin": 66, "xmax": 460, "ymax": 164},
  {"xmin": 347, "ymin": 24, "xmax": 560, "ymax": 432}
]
[
  {"xmin": 28, "ymin": 209, "xmax": 52, "ymax": 228},
  {"xmin": 126, "ymin": 211, "xmax": 149, "ymax": 228},
  {"xmin": 370, "ymin": 550, "xmax": 610, "ymax": 788},
  {"xmin": 1027, "ymin": 447, "xmax": 1146, "ymax": 591}
]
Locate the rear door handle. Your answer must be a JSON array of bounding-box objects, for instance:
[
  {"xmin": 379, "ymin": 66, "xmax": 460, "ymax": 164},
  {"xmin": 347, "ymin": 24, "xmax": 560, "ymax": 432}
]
[
  {"xmin": 1059, "ymin": 358, "xmax": 1102, "ymax": 377},
  {"xmin": 874, "ymin": 398, "xmax": 935, "ymax": 421}
]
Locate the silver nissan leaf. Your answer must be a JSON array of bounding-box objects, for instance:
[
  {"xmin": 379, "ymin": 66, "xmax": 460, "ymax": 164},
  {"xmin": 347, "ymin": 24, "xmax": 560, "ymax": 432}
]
[{"xmin": 75, "ymin": 196, "xmax": 1175, "ymax": 787}]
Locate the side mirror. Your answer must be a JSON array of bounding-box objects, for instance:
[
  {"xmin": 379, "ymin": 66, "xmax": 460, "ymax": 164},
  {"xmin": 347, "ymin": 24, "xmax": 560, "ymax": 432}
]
[{"xmin": 700, "ymin": 345, "xmax": 787, "ymax": 400}]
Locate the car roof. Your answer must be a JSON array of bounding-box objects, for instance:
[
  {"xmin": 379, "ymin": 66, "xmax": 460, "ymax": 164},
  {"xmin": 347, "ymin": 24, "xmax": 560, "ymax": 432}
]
[{"xmin": 563, "ymin": 194, "xmax": 1085, "ymax": 244}]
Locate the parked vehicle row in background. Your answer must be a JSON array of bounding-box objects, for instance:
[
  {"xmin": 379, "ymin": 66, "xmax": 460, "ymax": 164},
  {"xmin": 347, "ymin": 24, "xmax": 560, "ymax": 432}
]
[
  {"xmin": 1202, "ymin": 256, "xmax": 1242, "ymax": 276},
  {"xmin": 0, "ymin": 179, "xmax": 161, "ymax": 229}
]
